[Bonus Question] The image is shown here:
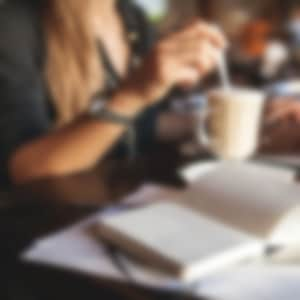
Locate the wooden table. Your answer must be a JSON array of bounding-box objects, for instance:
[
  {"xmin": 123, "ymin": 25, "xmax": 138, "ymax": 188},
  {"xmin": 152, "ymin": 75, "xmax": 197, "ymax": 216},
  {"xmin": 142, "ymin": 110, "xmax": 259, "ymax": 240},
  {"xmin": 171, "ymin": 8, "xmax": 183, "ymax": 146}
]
[
  {"xmin": 1, "ymin": 130, "xmax": 300, "ymax": 300},
  {"xmin": 0, "ymin": 144, "xmax": 207, "ymax": 300}
]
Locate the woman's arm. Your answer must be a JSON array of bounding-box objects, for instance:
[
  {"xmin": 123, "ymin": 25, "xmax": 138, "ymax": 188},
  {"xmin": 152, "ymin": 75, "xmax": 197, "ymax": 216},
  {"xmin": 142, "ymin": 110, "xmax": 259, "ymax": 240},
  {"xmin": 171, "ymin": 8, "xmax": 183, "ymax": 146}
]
[
  {"xmin": 9, "ymin": 86, "xmax": 146, "ymax": 184},
  {"xmin": 9, "ymin": 21, "xmax": 227, "ymax": 184}
]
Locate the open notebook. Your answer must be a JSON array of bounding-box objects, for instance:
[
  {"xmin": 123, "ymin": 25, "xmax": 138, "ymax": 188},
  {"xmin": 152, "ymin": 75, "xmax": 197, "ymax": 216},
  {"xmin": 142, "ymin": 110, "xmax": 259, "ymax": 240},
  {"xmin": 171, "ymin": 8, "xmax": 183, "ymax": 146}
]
[{"xmin": 96, "ymin": 162, "xmax": 300, "ymax": 282}]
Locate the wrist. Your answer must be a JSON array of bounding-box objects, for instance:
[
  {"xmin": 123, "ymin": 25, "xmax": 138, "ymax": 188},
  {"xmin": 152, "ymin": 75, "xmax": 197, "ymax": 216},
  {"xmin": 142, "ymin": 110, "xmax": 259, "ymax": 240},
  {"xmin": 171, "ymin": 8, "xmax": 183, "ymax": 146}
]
[
  {"xmin": 135, "ymin": 80, "xmax": 168, "ymax": 105},
  {"xmin": 107, "ymin": 72, "xmax": 169, "ymax": 118},
  {"xmin": 126, "ymin": 65, "xmax": 170, "ymax": 107},
  {"xmin": 108, "ymin": 85, "xmax": 147, "ymax": 119}
]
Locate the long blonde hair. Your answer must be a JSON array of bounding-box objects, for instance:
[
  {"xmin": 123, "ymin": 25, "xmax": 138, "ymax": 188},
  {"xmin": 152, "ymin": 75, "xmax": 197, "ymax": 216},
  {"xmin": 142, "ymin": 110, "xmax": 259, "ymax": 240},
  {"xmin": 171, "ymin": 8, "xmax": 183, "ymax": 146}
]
[{"xmin": 43, "ymin": 0, "xmax": 103, "ymax": 126}]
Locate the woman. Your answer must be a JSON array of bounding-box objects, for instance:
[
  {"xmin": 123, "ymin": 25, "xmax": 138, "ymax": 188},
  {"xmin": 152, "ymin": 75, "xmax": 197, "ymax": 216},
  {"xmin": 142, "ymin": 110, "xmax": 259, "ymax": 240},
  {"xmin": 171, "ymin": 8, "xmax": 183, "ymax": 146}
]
[{"xmin": 0, "ymin": 0, "xmax": 226, "ymax": 185}]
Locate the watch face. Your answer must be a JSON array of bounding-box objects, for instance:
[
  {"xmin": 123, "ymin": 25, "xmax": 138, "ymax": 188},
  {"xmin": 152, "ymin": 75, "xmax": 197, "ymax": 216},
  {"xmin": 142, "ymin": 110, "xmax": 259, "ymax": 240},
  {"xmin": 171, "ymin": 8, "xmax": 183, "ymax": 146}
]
[
  {"xmin": 89, "ymin": 98, "xmax": 106, "ymax": 114},
  {"xmin": 133, "ymin": 0, "xmax": 168, "ymax": 22}
]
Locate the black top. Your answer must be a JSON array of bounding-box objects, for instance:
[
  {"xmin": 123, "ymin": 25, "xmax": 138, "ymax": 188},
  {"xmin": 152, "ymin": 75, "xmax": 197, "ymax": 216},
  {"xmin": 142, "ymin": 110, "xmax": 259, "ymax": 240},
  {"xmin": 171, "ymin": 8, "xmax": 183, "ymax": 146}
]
[{"xmin": 0, "ymin": 0, "xmax": 162, "ymax": 186}]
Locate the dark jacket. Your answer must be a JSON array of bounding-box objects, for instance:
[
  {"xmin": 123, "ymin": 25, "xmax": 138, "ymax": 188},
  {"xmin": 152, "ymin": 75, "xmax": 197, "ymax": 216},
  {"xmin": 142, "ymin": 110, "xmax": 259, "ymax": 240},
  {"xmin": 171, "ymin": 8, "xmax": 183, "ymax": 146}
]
[{"xmin": 0, "ymin": 0, "xmax": 160, "ymax": 186}]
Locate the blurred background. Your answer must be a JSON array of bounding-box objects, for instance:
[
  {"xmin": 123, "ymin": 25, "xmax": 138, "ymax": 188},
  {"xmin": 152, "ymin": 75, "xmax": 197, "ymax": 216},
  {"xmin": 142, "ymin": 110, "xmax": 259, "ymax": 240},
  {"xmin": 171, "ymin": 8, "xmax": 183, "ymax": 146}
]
[
  {"xmin": 136, "ymin": 0, "xmax": 300, "ymax": 85},
  {"xmin": 133, "ymin": 0, "xmax": 300, "ymax": 154}
]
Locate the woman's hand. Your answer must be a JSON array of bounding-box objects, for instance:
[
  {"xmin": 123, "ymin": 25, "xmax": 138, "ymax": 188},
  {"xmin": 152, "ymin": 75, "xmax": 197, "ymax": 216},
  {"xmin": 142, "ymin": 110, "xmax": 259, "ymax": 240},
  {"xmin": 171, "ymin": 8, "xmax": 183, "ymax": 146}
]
[
  {"xmin": 265, "ymin": 98, "xmax": 300, "ymax": 125},
  {"xmin": 129, "ymin": 20, "xmax": 227, "ymax": 105},
  {"xmin": 261, "ymin": 98, "xmax": 300, "ymax": 153}
]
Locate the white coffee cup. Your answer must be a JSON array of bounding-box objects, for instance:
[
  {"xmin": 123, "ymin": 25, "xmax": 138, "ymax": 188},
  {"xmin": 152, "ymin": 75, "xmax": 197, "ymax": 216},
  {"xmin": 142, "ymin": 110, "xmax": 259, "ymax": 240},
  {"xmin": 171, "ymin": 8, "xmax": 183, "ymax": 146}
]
[{"xmin": 198, "ymin": 88, "xmax": 265, "ymax": 160}]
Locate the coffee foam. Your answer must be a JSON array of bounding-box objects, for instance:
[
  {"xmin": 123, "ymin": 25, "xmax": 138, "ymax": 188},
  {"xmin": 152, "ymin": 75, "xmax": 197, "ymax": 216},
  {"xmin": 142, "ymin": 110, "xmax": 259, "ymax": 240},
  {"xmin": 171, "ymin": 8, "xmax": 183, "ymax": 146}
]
[{"xmin": 209, "ymin": 88, "xmax": 264, "ymax": 102}]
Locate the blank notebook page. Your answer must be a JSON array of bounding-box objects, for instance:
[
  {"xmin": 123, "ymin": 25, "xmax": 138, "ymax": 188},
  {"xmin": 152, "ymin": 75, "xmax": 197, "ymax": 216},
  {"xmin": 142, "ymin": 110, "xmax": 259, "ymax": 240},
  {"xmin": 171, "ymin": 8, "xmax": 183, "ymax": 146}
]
[{"xmin": 99, "ymin": 202, "xmax": 257, "ymax": 267}]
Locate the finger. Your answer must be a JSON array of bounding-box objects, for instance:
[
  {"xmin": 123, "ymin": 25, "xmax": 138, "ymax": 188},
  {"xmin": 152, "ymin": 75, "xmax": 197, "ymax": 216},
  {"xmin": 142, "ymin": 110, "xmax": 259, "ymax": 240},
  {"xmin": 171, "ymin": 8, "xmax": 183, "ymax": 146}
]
[
  {"xmin": 196, "ymin": 42, "xmax": 221, "ymax": 73},
  {"xmin": 177, "ymin": 41, "xmax": 221, "ymax": 74},
  {"xmin": 197, "ymin": 23, "xmax": 227, "ymax": 48},
  {"xmin": 177, "ymin": 21, "xmax": 228, "ymax": 49},
  {"xmin": 204, "ymin": 24, "xmax": 228, "ymax": 48},
  {"xmin": 162, "ymin": 23, "xmax": 227, "ymax": 60},
  {"xmin": 170, "ymin": 19, "xmax": 204, "ymax": 40},
  {"xmin": 265, "ymin": 106, "xmax": 298, "ymax": 124},
  {"xmin": 268, "ymin": 100, "xmax": 291, "ymax": 111},
  {"xmin": 171, "ymin": 38, "xmax": 215, "ymax": 56},
  {"xmin": 266, "ymin": 100, "xmax": 300, "ymax": 122},
  {"xmin": 176, "ymin": 40, "xmax": 218, "ymax": 61},
  {"xmin": 176, "ymin": 67, "xmax": 201, "ymax": 87}
]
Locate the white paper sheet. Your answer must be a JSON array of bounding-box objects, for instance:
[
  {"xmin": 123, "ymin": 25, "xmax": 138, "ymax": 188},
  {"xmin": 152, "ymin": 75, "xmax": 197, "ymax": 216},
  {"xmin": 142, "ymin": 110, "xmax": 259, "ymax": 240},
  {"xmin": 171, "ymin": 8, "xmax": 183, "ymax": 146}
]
[
  {"xmin": 257, "ymin": 154, "xmax": 300, "ymax": 168},
  {"xmin": 21, "ymin": 183, "xmax": 300, "ymax": 299},
  {"xmin": 198, "ymin": 266, "xmax": 300, "ymax": 300},
  {"xmin": 180, "ymin": 161, "xmax": 296, "ymax": 186},
  {"xmin": 21, "ymin": 184, "xmax": 182, "ymax": 290}
]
